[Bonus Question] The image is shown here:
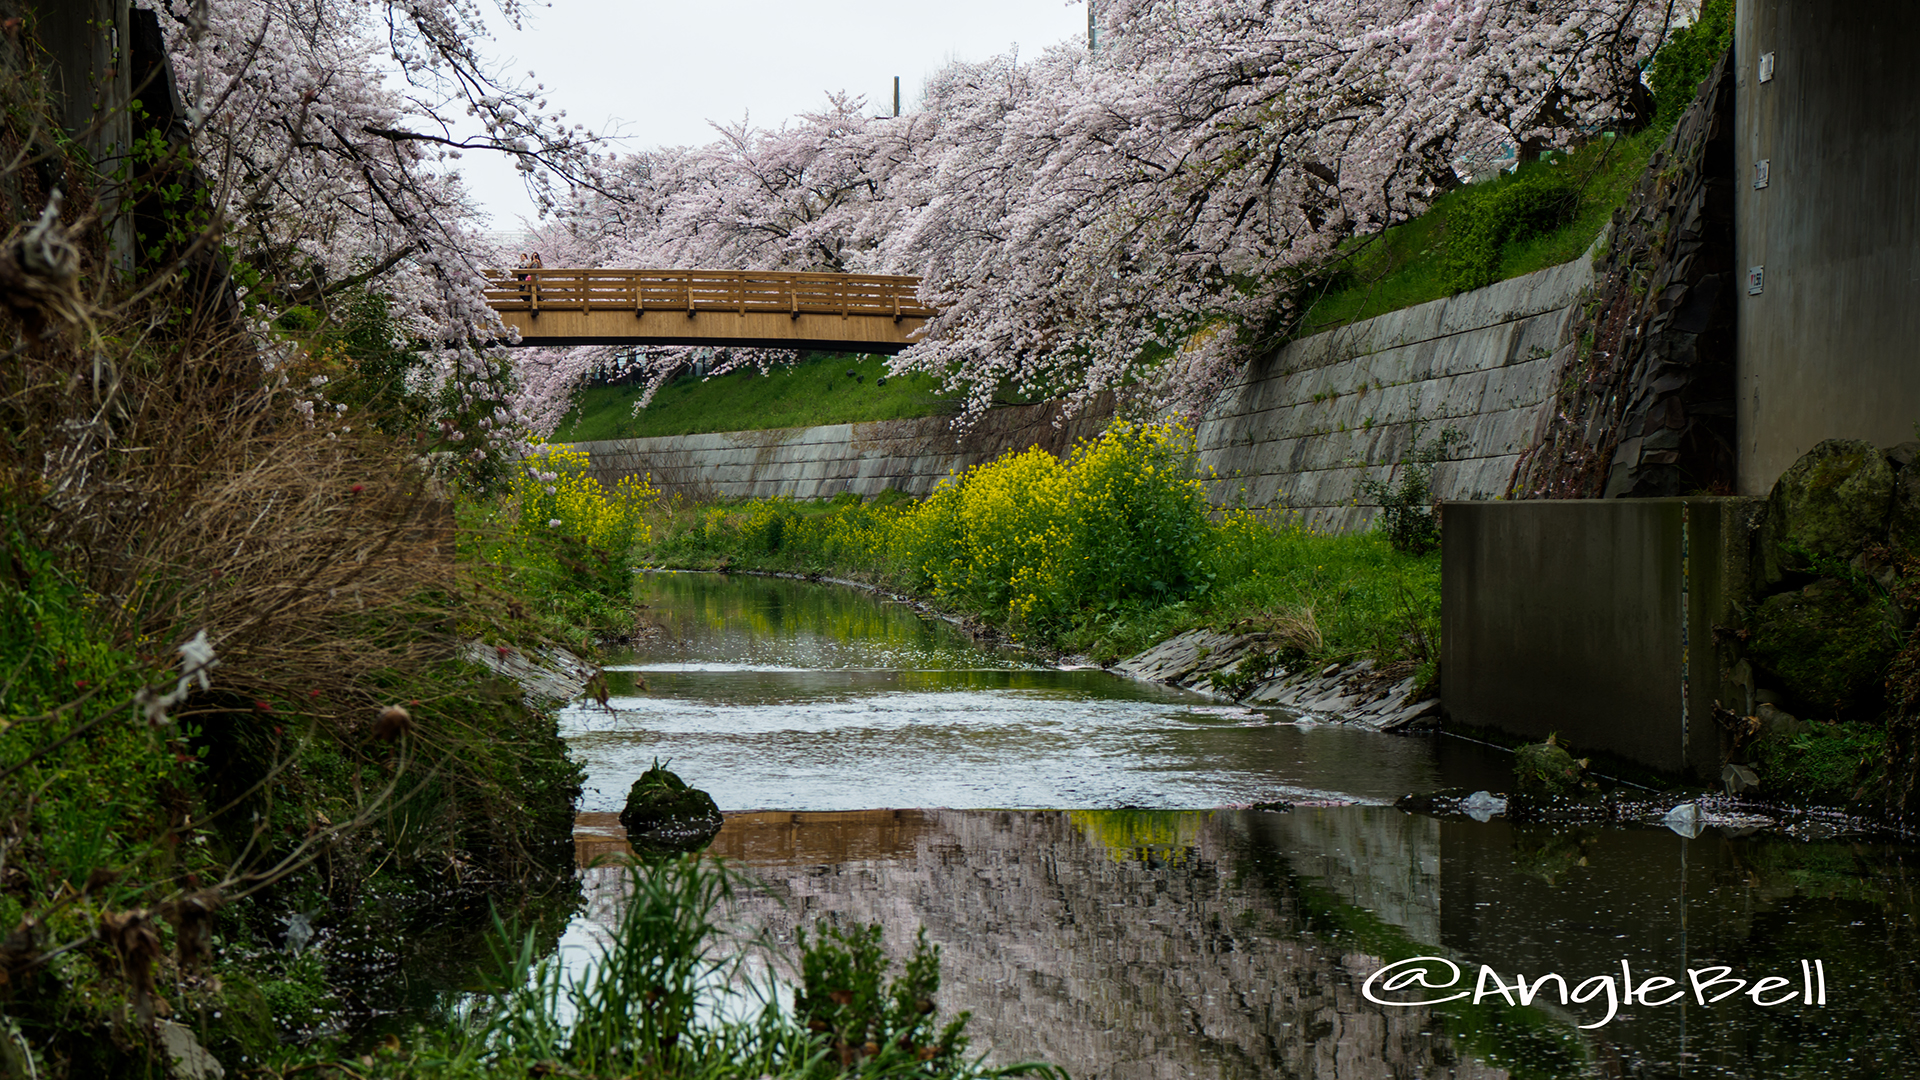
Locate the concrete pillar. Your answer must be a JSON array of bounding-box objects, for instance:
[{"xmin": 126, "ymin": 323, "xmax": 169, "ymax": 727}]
[
  {"xmin": 1440, "ymin": 498, "xmax": 1762, "ymax": 780},
  {"xmin": 28, "ymin": 0, "xmax": 133, "ymax": 268},
  {"xmin": 1735, "ymin": 0, "xmax": 1920, "ymax": 493}
]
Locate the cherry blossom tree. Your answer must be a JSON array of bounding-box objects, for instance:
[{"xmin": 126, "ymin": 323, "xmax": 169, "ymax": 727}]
[
  {"xmin": 880, "ymin": 0, "xmax": 1683, "ymax": 418},
  {"xmin": 143, "ymin": 0, "xmax": 614, "ymax": 454},
  {"xmin": 541, "ymin": 0, "xmax": 1691, "ymax": 429}
]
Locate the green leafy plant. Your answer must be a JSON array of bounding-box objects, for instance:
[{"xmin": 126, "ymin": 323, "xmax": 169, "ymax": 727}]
[
  {"xmin": 796, "ymin": 924, "xmax": 972, "ymax": 1073},
  {"xmin": 1751, "ymin": 722, "xmax": 1887, "ymax": 806},
  {"xmin": 1207, "ymin": 648, "xmax": 1280, "ymax": 699},
  {"xmin": 1513, "ymin": 733, "xmax": 1594, "ymax": 797},
  {"xmin": 1647, "ymin": 0, "xmax": 1734, "ymax": 125},
  {"xmin": 1356, "ymin": 425, "xmax": 1467, "ymax": 555},
  {"xmin": 1441, "ymin": 164, "xmax": 1586, "ymax": 293},
  {"xmin": 359, "ymin": 856, "xmax": 1058, "ymax": 1078}
]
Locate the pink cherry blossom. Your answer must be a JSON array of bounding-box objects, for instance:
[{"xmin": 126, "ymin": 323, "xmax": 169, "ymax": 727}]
[{"xmin": 541, "ymin": 0, "xmax": 1685, "ymax": 429}]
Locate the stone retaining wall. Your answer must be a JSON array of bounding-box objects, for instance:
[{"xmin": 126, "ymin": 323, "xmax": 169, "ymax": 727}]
[
  {"xmin": 574, "ymin": 257, "xmax": 1595, "ymax": 530},
  {"xmin": 1195, "ymin": 257, "xmax": 1592, "ymax": 531},
  {"xmin": 573, "ymin": 398, "xmax": 1114, "ymax": 501}
]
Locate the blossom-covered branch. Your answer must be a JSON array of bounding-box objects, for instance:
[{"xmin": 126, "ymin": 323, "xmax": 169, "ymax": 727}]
[{"xmin": 540, "ymin": 0, "xmax": 1685, "ymax": 429}]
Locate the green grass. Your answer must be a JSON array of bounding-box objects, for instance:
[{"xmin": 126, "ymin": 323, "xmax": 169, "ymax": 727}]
[
  {"xmin": 552, "ymin": 353, "xmax": 955, "ymax": 442},
  {"xmin": 1750, "ymin": 721, "xmax": 1888, "ymax": 806},
  {"xmin": 1294, "ymin": 126, "xmax": 1660, "ymax": 336},
  {"xmin": 1078, "ymin": 524, "xmax": 1440, "ymax": 671}
]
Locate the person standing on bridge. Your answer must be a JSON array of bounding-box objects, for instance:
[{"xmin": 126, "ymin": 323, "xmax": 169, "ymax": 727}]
[{"xmin": 526, "ymin": 253, "xmax": 545, "ymax": 305}]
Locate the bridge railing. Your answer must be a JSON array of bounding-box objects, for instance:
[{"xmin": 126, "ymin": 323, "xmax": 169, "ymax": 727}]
[{"xmin": 483, "ymin": 268, "xmax": 937, "ymax": 321}]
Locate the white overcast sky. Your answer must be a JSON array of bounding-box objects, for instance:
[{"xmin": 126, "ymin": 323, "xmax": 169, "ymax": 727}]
[{"xmin": 460, "ymin": 0, "xmax": 1090, "ymax": 232}]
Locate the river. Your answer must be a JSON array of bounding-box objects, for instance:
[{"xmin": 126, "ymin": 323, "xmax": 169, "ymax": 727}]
[{"xmin": 552, "ymin": 572, "xmax": 1920, "ymax": 1079}]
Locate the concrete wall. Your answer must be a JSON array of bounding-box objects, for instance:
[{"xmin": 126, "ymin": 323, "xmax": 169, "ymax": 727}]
[
  {"xmin": 1440, "ymin": 497, "xmax": 1761, "ymax": 779},
  {"xmin": 1735, "ymin": 0, "xmax": 1920, "ymax": 494},
  {"xmin": 28, "ymin": 0, "xmax": 132, "ymax": 266},
  {"xmin": 1195, "ymin": 258, "xmax": 1592, "ymax": 531},
  {"xmin": 29, "ymin": 0, "xmax": 130, "ymax": 165},
  {"xmin": 577, "ymin": 258, "xmax": 1594, "ymax": 525},
  {"xmin": 574, "ymin": 399, "xmax": 1115, "ymax": 501}
]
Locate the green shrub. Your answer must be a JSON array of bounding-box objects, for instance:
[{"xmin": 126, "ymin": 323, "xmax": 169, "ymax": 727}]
[
  {"xmin": 1440, "ymin": 166, "xmax": 1586, "ymax": 293},
  {"xmin": 1356, "ymin": 426, "xmax": 1466, "ymax": 556},
  {"xmin": 892, "ymin": 421, "xmax": 1214, "ymax": 630},
  {"xmin": 797, "ymin": 924, "xmax": 972, "ymax": 1073},
  {"xmin": 1648, "ymin": 0, "xmax": 1734, "ymax": 125},
  {"xmin": 1751, "ymin": 722, "xmax": 1887, "ymax": 805},
  {"xmin": 359, "ymin": 857, "xmax": 1053, "ymax": 1079}
]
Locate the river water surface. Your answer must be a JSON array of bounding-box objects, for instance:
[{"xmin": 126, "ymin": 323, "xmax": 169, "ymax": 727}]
[{"xmin": 555, "ymin": 572, "xmax": 1920, "ymax": 1079}]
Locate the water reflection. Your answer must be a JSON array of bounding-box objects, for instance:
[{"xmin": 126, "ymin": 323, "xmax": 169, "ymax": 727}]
[
  {"xmin": 570, "ymin": 809, "xmax": 1920, "ymax": 1079},
  {"xmin": 561, "ymin": 574, "xmax": 1920, "ymax": 1077}
]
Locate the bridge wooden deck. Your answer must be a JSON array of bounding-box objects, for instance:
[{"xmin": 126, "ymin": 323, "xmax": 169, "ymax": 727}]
[{"xmin": 484, "ymin": 269, "xmax": 935, "ymax": 352}]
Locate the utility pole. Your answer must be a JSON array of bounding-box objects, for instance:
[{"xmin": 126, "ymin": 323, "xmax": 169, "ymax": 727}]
[{"xmin": 893, "ymin": 76, "xmax": 900, "ymax": 117}]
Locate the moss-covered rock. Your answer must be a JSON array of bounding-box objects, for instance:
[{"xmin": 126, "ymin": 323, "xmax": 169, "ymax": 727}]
[
  {"xmin": 1748, "ymin": 721, "xmax": 1886, "ymax": 806},
  {"xmin": 1747, "ymin": 577, "xmax": 1899, "ymax": 714},
  {"xmin": 197, "ymin": 969, "xmax": 278, "ymax": 1071},
  {"xmin": 1887, "ymin": 449, "xmax": 1920, "ymax": 556},
  {"xmin": 620, "ymin": 762, "xmax": 724, "ymax": 856},
  {"xmin": 1766, "ymin": 438, "xmax": 1894, "ymax": 575},
  {"xmin": 1513, "ymin": 734, "xmax": 1590, "ymax": 796}
]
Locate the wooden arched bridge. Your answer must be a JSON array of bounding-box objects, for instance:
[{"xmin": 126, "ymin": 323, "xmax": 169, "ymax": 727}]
[{"xmin": 483, "ymin": 269, "xmax": 936, "ymax": 353}]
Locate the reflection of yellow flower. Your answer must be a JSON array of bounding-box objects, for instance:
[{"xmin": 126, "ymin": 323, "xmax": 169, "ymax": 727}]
[{"xmin": 1069, "ymin": 809, "xmax": 1203, "ymax": 864}]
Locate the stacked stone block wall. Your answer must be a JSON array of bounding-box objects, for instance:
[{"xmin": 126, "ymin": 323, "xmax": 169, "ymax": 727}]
[
  {"xmin": 574, "ymin": 259, "xmax": 1596, "ymax": 531},
  {"xmin": 1195, "ymin": 258, "xmax": 1592, "ymax": 531},
  {"xmin": 573, "ymin": 398, "xmax": 1114, "ymax": 502}
]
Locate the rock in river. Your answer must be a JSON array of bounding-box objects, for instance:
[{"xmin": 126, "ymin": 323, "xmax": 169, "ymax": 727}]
[
  {"xmin": 1512, "ymin": 733, "xmax": 1591, "ymax": 797},
  {"xmin": 620, "ymin": 761, "xmax": 724, "ymax": 856}
]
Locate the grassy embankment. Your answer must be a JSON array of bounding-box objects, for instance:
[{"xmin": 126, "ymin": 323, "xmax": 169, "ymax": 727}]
[
  {"xmin": 553, "ymin": 354, "xmax": 952, "ymax": 443},
  {"xmin": 0, "ymin": 330, "xmax": 595, "ymax": 1075},
  {"xmin": 1294, "ymin": 126, "xmax": 1659, "ymax": 335},
  {"xmin": 630, "ymin": 423, "xmax": 1445, "ymax": 688}
]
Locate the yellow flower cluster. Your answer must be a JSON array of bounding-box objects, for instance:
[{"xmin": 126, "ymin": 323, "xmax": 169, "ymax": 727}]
[
  {"xmin": 657, "ymin": 421, "xmax": 1270, "ymax": 636},
  {"xmin": 511, "ymin": 444, "xmax": 659, "ymax": 552},
  {"xmin": 893, "ymin": 421, "xmax": 1213, "ymax": 629}
]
